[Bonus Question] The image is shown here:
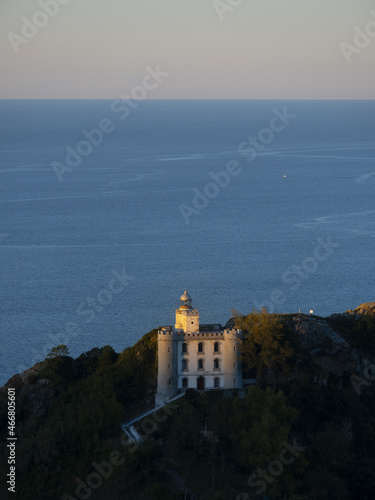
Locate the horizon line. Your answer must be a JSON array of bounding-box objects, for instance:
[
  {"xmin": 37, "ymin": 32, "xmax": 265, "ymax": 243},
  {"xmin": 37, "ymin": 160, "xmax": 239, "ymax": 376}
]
[{"xmin": 0, "ymin": 98, "xmax": 374, "ymax": 101}]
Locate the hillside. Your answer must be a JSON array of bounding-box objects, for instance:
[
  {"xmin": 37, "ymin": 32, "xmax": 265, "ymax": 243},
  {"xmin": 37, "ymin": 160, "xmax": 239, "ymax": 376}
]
[{"xmin": 0, "ymin": 305, "xmax": 374, "ymax": 500}]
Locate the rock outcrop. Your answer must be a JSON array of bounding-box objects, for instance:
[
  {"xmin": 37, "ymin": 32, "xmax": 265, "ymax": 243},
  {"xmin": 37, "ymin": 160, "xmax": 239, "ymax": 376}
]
[
  {"xmin": 0, "ymin": 362, "xmax": 57, "ymax": 418},
  {"xmin": 292, "ymin": 315, "xmax": 361, "ymax": 376},
  {"xmin": 347, "ymin": 302, "xmax": 375, "ymax": 315}
]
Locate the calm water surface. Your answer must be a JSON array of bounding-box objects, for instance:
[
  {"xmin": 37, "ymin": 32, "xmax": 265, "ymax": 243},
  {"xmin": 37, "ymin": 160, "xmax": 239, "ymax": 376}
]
[{"xmin": 0, "ymin": 100, "xmax": 374, "ymax": 384}]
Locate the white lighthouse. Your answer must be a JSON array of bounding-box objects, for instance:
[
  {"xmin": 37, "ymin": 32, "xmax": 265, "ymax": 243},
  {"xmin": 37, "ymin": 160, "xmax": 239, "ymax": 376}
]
[{"xmin": 156, "ymin": 290, "xmax": 242, "ymax": 406}]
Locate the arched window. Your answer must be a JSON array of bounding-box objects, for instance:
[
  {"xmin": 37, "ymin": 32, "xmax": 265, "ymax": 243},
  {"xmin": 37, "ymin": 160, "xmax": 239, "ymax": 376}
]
[
  {"xmin": 182, "ymin": 359, "xmax": 188, "ymax": 371},
  {"xmin": 214, "ymin": 359, "xmax": 219, "ymax": 370},
  {"xmin": 182, "ymin": 342, "xmax": 188, "ymax": 354},
  {"xmin": 198, "ymin": 342, "xmax": 203, "ymax": 353},
  {"xmin": 182, "ymin": 378, "xmax": 188, "ymax": 388},
  {"xmin": 214, "ymin": 377, "xmax": 220, "ymax": 388},
  {"xmin": 214, "ymin": 342, "xmax": 219, "ymax": 353},
  {"xmin": 198, "ymin": 359, "xmax": 204, "ymax": 370}
]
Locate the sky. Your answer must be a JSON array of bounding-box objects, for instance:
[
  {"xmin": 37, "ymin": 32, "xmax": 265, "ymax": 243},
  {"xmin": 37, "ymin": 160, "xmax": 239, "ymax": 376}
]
[{"xmin": 0, "ymin": 0, "xmax": 374, "ymax": 99}]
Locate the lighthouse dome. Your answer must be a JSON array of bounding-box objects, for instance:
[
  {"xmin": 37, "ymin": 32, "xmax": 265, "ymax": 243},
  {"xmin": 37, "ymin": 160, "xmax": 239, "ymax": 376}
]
[{"xmin": 180, "ymin": 290, "xmax": 191, "ymax": 302}]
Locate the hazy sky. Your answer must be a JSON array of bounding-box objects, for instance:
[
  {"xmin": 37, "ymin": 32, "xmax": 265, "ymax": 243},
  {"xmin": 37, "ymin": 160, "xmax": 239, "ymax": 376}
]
[{"xmin": 1, "ymin": 0, "xmax": 374, "ymax": 99}]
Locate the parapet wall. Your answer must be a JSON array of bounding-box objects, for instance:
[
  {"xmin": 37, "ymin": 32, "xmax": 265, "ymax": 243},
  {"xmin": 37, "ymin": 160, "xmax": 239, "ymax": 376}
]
[{"xmin": 158, "ymin": 327, "xmax": 241, "ymax": 340}]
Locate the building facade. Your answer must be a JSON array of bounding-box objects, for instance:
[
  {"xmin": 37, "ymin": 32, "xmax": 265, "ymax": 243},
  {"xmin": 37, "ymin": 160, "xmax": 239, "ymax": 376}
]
[{"xmin": 156, "ymin": 290, "xmax": 242, "ymax": 406}]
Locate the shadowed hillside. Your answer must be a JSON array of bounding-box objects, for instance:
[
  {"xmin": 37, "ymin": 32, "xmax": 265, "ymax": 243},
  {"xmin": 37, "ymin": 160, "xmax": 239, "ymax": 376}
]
[{"xmin": 1, "ymin": 305, "xmax": 374, "ymax": 500}]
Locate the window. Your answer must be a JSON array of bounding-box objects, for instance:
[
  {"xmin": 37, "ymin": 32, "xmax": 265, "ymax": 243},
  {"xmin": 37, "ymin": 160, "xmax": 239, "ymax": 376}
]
[
  {"xmin": 168, "ymin": 347, "xmax": 170, "ymax": 352},
  {"xmin": 168, "ymin": 377, "xmax": 171, "ymax": 385},
  {"xmin": 233, "ymin": 363, "xmax": 236, "ymax": 368},
  {"xmin": 214, "ymin": 359, "xmax": 219, "ymax": 370},
  {"xmin": 168, "ymin": 364, "xmax": 170, "ymax": 369},
  {"xmin": 234, "ymin": 346, "xmax": 236, "ymax": 352},
  {"xmin": 182, "ymin": 342, "xmax": 188, "ymax": 354},
  {"xmin": 198, "ymin": 342, "xmax": 203, "ymax": 353},
  {"xmin": 198, "ymin": 359, "xmax": 204, "ymax": 370},
  {"xmin": 182, "ymin": 378, "xmax": 188, "ymax": 388},
  {"xmin": 182, "ymin": 359, "xmax": 188, "ymax": 371},
  {"xmin": 214, "ymin": 342, "xmax": 219, "ymax": 353},
  {"xmin": 214, "ymin": 377, "xmax": 220, "ymax": 388}
]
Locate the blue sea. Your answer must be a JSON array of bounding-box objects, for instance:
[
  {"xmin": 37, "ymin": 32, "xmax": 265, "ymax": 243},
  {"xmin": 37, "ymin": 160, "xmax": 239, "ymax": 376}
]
[{"xmin": 0, "ymin": 100, "xmax": 374, "ymax": 386}]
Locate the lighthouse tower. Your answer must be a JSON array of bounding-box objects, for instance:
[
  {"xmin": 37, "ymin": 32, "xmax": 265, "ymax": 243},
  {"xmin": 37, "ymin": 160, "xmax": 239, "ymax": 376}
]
[
  {"xmin": 175, "ymin": 290, "xmax": 199, "ymax": 333},
  {"xmin": 156, "ymin": 325, "xmax": 178, "ymax": 407}
]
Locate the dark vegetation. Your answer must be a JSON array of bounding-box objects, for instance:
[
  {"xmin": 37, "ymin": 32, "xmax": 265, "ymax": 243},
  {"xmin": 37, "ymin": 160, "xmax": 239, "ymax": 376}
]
[
  {"xmin": 0, "ymin": 312, "xmax": 374, "ymax": 500},
  {"xmin": 326, "ymin": 314, "xmax": 375, "ymax": 356}
]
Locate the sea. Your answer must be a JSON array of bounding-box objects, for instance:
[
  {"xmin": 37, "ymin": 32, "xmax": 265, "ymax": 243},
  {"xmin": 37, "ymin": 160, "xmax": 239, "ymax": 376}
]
[{"xmin": 0, "ymin": 99, "xmax": 374, "ymax": 386}]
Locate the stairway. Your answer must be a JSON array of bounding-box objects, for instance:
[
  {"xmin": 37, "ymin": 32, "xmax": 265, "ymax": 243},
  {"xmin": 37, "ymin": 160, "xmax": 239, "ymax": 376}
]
[
  {"xmin": 120, "ymin": 391, "xmax": 186, "ymax": 442},
  {"xmin": 121, "ymin": 424, "xmax": 143, "ymax": 443}
]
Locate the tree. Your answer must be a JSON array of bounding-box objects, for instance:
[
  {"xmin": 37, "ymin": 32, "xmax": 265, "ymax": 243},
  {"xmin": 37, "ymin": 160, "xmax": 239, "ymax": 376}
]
[
  {"xmin": 234, "ymin": 308, "xmax": 294, "ymax": 387},
  {"xmin": 230, "ymin": 387, "xmax": 299, "ymax": 469},
  {"xmin": 353, "ymin": 315, "xmax": 375, "ymax": 354},
  {"xmin": 301, "ymin": 467, "xmax": 351, "ymax": 500},
  {"xmin": 205, "ymin": 393, "xmax": 233, "ymax": 473},
  {"xmin": 229, "ymin": 387, "xmax": 305, "ymax": 498},
  {"xmin": 47, "ymin": 344, "xmax": 69, "ymax": 358},
  {"xmin": 42, "ymin": 345, "xmax": 78, "ymax": 385},
  {"xmin": 166, "ymin": 398, "xmax": 208, "ymax": 494},
  {"xmin": 307, "ymin": 425, "xmax": 352, "ymax": 473}
]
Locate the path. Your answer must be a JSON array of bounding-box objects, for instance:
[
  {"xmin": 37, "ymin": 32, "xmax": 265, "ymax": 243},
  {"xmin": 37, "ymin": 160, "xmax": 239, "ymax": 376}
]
[{"xmin": 121, "ymin": 391, "xmax": 186, "ymax": 443}]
